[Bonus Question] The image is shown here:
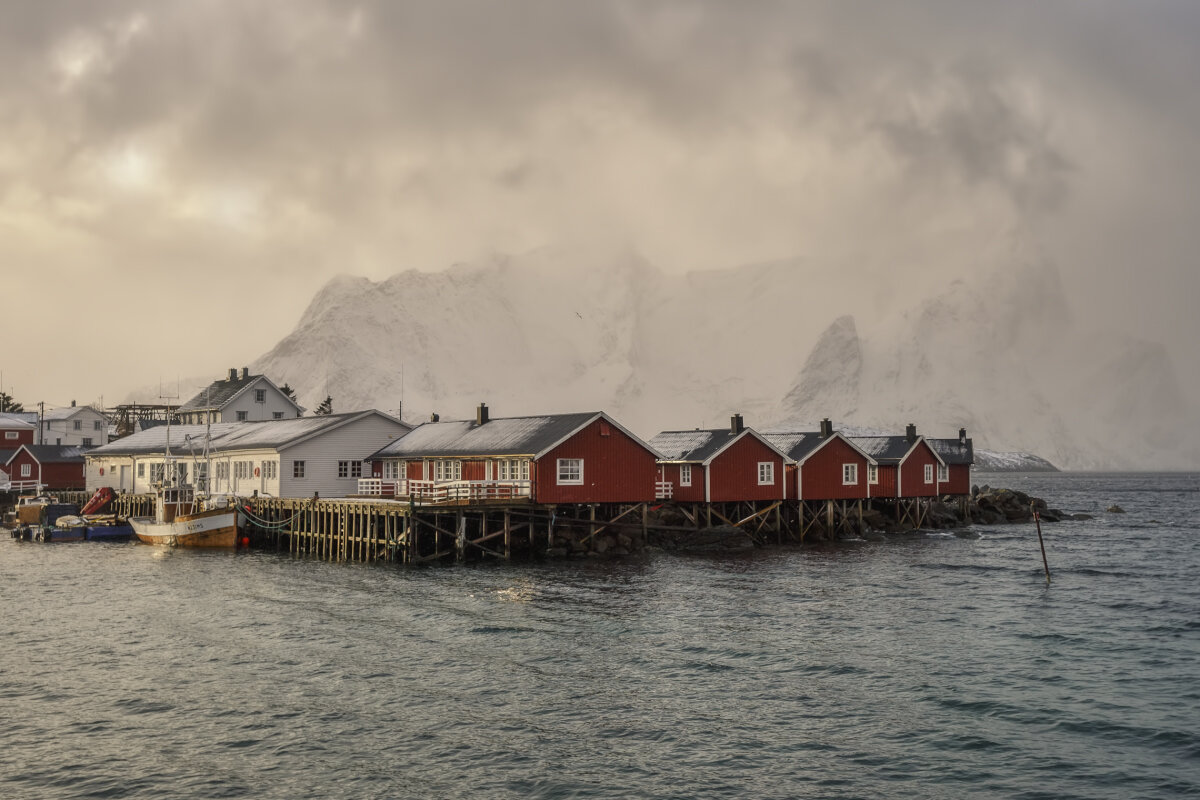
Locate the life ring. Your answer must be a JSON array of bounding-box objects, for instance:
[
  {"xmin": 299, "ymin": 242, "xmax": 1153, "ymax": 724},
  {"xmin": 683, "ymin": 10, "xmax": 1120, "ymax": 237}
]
[
  {"xmin": 99, "ymin": 467, "xmax": 105, "ymax": 476},
  {"xmin": 254, "ymin": 467, "xmax": 260, "ymax": 477}
]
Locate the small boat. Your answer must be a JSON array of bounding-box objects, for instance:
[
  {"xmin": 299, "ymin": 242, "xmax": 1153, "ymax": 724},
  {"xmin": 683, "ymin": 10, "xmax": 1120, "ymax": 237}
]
[
  {"xmin": 84, "ymin": 515, "xmax": 135, "ymax": 541},
  {"xmin": 129, "ymin": 485, "xmax": 238, "ymax": 548}
]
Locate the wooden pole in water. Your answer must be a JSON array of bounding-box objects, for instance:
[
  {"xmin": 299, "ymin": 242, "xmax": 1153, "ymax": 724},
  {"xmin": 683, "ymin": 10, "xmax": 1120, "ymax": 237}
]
[{"xmin": 1032, "ymin": 503, "xmax": 1051, "ymax": 584}]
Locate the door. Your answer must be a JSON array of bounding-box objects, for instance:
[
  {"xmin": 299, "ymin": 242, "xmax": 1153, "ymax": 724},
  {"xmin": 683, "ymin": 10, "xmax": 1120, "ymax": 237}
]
[{"xmin": 119, "ymin": 465, "xmax": 129, "ymax": 492}]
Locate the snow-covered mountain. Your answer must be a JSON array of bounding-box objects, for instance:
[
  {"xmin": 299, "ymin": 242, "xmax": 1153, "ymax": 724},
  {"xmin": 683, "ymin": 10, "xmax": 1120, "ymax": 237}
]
[{"xmin": 252, "ymin": 246, "xmax": 1197, "ymax": 470}]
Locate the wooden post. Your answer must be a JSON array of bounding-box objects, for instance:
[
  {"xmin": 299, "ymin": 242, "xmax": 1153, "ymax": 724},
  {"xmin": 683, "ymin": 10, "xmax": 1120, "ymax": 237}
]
[
  {"xmin": 504, "ymin": 509, "xmax": 511, "ymax": 561},
  {"xmin": 1033, "ymin": 504, "xmax": 1051, "ymax": 584}
]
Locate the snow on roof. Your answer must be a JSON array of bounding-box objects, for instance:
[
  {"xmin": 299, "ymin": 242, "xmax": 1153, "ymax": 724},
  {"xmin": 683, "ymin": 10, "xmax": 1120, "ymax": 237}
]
[
  {"xmin": 178, "ymin": 371, "xmax": 303, "ymax": 413},
  {"xmin": 88, "ymin": 411, "xmax": 407, "ymax": 457},
  {"xmin": 11, "ymin": 445, "xmax": 87, "ymax": 463},
  {"xmin": 42, "ymin": 405, "xmax": 100, "ymax": 421},
  {"xmin": 928, "ymin": 438, "xmax": 974, "ymax": 465},
  {"xmin": 370, "ymin": 412, "xmax": 601, "ymax": 459},
  {"xmin": 0, "ymin": 414, "xmax": 36, "ymax": 429},
  {"xmin": 649, "ymin": 429, "xmax": 734, "ymax": 462},
  {"xmin": 849, "ymin": 436, "xmax": 912, "ymax": 462},
  {"xmin": 761, "ymin": 432, "xmax": 825, "ymax": 461}
]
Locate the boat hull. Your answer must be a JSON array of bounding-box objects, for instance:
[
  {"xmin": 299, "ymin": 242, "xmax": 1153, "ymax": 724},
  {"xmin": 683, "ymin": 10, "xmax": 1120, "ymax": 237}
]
[
  {"xmin": 86, "ymin": 523, "xmax": 134, "ymax": 541},
  {"xmin": 129, "ymin": 508, "xmax": 238, "ymax": 548}
]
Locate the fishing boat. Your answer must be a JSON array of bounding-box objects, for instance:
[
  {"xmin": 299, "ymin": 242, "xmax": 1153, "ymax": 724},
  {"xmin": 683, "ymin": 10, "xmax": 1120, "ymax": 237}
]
[
  {"xmin": 127, "ymin": 394, "xmax": 238, "ymax": 548},
  {"xmin": 129, "ymin": 485, "xmax": 238, "ymax": 547}
]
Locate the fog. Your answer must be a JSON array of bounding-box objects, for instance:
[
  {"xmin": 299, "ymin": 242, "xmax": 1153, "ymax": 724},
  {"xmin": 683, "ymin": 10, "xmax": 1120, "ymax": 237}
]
[{"xmin": 3, "ymin": 1, "xmax": 1198, "ymax": 431}]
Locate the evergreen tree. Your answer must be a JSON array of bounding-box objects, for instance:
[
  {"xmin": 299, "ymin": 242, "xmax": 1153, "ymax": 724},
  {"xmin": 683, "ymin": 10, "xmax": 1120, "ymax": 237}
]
[
  {"xmin": 0, "ymin": 392, "xmax": 24, "ymax": 413},
  {"xmin": 279, "ymin": 383, "xmax": 297, "ymax": 402},
  {"xmin": 314, "ymin": 395, "xmax": 333, "ymax": 416}
]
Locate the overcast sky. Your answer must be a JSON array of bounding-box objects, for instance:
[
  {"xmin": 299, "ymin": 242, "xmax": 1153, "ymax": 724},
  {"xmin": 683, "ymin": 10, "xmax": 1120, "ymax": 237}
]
[{"xmin": 3, "ymin": 1, "xmax": 1198, "ymax": 414}]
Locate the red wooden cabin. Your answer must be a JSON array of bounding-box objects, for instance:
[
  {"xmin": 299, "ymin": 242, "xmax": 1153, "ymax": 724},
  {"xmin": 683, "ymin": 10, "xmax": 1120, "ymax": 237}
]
[
  {"xmin": 4, "ymin": 445, "xmax": 87, "ymax": 491},
  {"xmin": 765, "ymin": 420, "xmax": 877, "ymax": 501},
  {"xmin": 851, "ymin": 425, "xmax": 947, "ymax": 499},
  {"xmin": 366, "ymin": 405, "xmax": 660, "ymax": 504},
  {"xmin": 650, "ymin": 415, "xmax": 791, "ymax": 503},
  {"xmin": 928, "ymin": 429, "xmax": 974, "ymax": 496}
]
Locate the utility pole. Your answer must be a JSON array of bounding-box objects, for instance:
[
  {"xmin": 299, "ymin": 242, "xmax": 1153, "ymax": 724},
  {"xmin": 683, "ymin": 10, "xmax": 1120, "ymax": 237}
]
[{"xmin": 38, "ymin": 401, "xmax": 44, "ymax": 445}]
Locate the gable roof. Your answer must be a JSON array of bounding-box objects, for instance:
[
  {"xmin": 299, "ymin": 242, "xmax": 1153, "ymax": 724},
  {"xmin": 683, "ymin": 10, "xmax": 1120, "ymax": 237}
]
[
  {"xmin": 368, "ymin": 411, "xmax": 657, "ymax": 460},
  {"xmin": 7, "ymin": 444, "xmax": 87, "ymax": 465},
  {"xmin": 0, "ymin": 413, "xmax": 36, "ymax": 430},
  {"xmin": 763, "ymin": 431, "xmax": 877, "ymax": 465},
  {"xmin": 928, "ymin": 437, "xmax": 974, "ymax": 466},
  {"xmin": 850, "ymin": 435, "xmax": 946, "ymax": 466},
  {"xmin": 87, "ymin": 411, "xmax": 408, "ymax": 457},
  {"xmin": 649, "ymin": 427, "xmax": 791, "ymax": 465},
  {"xmin": 179, "ymin": 371, "xmax": 304, "ymax": 415},
  {"xmin": 42, "ymin": 405, "xmax": 102, "ymax": 422}
]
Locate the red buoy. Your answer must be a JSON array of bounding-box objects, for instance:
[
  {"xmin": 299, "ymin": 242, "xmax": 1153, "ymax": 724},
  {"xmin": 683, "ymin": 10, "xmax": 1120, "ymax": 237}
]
[{"xmin": 240, "ymin": 537, "xmax": 250, "ymax": 548}]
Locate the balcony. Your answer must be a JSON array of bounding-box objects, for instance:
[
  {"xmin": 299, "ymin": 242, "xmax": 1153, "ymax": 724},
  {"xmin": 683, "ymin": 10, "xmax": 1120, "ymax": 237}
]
[{"xmin": 357, "ymin": 478, "xmax": 533, "ymax": 504}]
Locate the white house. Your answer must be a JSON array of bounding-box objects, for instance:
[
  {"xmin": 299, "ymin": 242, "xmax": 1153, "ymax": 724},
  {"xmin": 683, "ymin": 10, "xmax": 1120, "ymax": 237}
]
[
  {"xmin": 40, "ymin": 403, "xmax": 109, "ymax": 448},
  {"xmin": 85, "ymin": 410, "xmax": 412, "ymax": 498},
  {"xmin": 176, "ymin": 367, "xmax": 305, "ymax": 425}
]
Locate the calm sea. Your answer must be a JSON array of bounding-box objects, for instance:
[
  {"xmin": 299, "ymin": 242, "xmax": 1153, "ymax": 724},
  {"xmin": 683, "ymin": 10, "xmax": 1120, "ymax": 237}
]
[{"xmin": 2, "ymin": 472, "xmax": 1197, "ymax": 799}]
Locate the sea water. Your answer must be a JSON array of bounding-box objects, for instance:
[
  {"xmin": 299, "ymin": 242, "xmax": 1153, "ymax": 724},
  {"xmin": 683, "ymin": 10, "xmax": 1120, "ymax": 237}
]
[{"xmin": 1, "ymin": 472, "xmax": 1197, "ymax": 799}]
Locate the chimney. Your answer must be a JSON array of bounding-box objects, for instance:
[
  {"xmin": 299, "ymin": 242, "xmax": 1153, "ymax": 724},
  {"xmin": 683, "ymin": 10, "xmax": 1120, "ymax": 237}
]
[
  {"xmin": 730, "ymin": 414, "xmax": 744, "ymax": 435},
  {"xmin": 242, "ymin": 367, "xmax": 249, "ymax": 380},
  {"xmin": 228, "ymin": 368, "xmax": 237, "ymax": 382},
  {"xmin": 430, "ymin": 412, "xmax": 440, "ymax": 422},
  {"xmin": 71, "ymin": 399, "xmax": 76, "ymax": 407},
  {"xmin": 476, "ymin": 403, "xmax": 489, "ymax": 426},
  {"xmin": 959, "ymin": 427, "xmax": 967, "ymax": 445},
  {"xmin": 819, "ymin": 418, "xmax": 833, "ymax": 438},
  {"xmin": 906, "ymin": 423, "xmax": 917, "ymax": 443}
]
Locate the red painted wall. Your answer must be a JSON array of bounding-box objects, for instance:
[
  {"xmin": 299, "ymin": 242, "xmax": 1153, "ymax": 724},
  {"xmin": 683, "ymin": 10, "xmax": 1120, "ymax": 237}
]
[
  {"xmin": 1, "ymin": 429, "xmax": 34, "ymax": 446},
  {"xmin": 7, "ymin": 451, "xmax": 85, "ymax": 489},
  {"xmin": 706, "ymin": 434, "xmax": 786, "ymax": 502},
  {"xmin": 658, "ymin": 463, "xmax": 706, "ymax": 503},
  {"xmin": 941, "ymin": 464, "xmax": 971, "ymax": 496},
  {"xmin": 535, "ymin": 418, "xmax": 657, "ymax": 504},
  {"xmin": 873, "ymin": 465, "xmax": 898, "ymax": 498},
  {"xmin": 461, "ymin": 459, "xmax": 486, "ymax": 481},
  {"xmin": 798, "ymin": 437, "xmax": 871, "ymax": 501},
  {"xmin": 899, "ymin": 441, "xmax": 940, "ymax": 498}
]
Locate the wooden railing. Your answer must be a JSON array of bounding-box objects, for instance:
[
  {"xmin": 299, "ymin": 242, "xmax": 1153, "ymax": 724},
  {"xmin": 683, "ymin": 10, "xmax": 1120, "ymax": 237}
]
[
  {"xmin": 655, "ymin": 481, "xmax": 674, "ymax": 500},
  {"xmin": 357, "ymin": 478, "xmax": 533, "ymax": 504}
]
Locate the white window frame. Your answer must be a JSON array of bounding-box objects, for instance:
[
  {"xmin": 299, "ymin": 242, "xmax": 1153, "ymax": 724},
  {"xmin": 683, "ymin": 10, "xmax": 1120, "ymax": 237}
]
[
  {"xmin": 680, "ymin": 464, "xmax": 692, "ymax": 487},
  {"xmin": 237, "ymin": 411, "xmax": 248, "ymax": 421},
  {"xmin": 757, "ymin": 462, "xmax": 774, "ymax": 486},
  {"xmin": 938, "ymin": 464, "xmax": 949, "ymax": 482},
  {"xmin": 338, "ymin": 460, "xmax": 350, "ymax": 478},
  {"xmin": 868, "ymin": 464, "xmax": 878, "ymax": 484},
  {"xmin": 20, "ymin": 464, "xmax": 31, "ymax": 477},
  {"xmin": 924, "ymin": 464, "xmax": 934, "ymax": 484},
  {"xmin": 255, "ymin": 389, "xmax": 266, "ymax": 402},
  {"xmin": 4, "ymin": 431, "xmax": 17, "ymax": 440},
  {"xmin": 842, "ymin": 463, "xmax": 858, "ymax": 485},
  {"xmin": 557, "ymin": 458, "xmax": 583, "ymax": 485},
  {"xmin": 434, "ymin": 460, "xmax": 461, "ymax": 482},
  {"xmin": 383, "ymin": 461, "xmax": 400, "ymax": 480}
]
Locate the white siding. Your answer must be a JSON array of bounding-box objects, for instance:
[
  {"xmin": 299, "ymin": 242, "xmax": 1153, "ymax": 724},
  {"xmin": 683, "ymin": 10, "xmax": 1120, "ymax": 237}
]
[
  {"xmin": 42, "ymin": 407, "xmax": 109, "ymax": 447},
  {"xmin": 279, "ymin": 415, "xmax": 409, "ymax": 498},
  {"xmin": 219, "ymin": 379, "xmax": 301, "ymax": 423}
]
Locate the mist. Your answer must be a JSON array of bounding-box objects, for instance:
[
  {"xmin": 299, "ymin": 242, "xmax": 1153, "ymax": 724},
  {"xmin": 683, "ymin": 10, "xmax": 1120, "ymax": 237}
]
[{"xmin": 2, "ymin": 1, "xmax": 1198, "ymax": 439}]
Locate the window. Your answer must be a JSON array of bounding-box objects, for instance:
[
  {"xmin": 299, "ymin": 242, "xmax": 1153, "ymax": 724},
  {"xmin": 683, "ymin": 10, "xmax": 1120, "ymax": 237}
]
[
  {"xmin": 337, "ymin": 460, "xmax": 362, "ymax": 478},
  {"xmin": 938, "ymin": 464, "xmax": 949, "ymax": 482},
  {"xmin": 273, "ymin": 411, "xmax": 284, "ymax": 420},
  {"xmin": 216, "ymin": 462, "xmax": 229, "ymax": 480},
  {"xmin": 150, "ymin": 463, "xmax": 165, "ymax": 483},
  {"xmin": 498, "ymin": 459, "xmax": 530, "ymax": 481},
  {"xmin": 434, "ymin": 460, "xmax": 461, "ymax": 481},
  {"xmin": 383, "ymin": 461, "xmax": 400, "ymax": 480},
  {"xmin": 338, "ymin": 461, "xmax": 349, "ymax": 478},
  {"xmin": 924, "ymin": 464, "xmax": 934, "ymax": 483},
  {"xmin": 137, "ymin": 462, "xmax": 145, "ymax": 478},
  {"xmin": 255, "ymin": 389, "xmax": 266, "ymax": 402},
  {"xmin": 757, "ymin": 462, "xmax": 774, "ymax": 485},
  {"xmin": 82, "ymin": 437, "xmax": 93, "ymax": 447},
  {"xmin": 194, "ymin": 463, "xmax": 208, "ymax": 490},
  {"xmin": 237, "ymin": 411, "xmax": 248, "ymax": 421},
  {"xmin": 680, "ymin": 464, "xmax": 692, "ymax": 487},
  {"xmin": 557, "ymin": 458, "xmax": 583, "ymax": 485},
  {"xmin": 263, "ymin": 461, "xmax": 276, "ymax": 480},
  {"xmin": 293, "ymin": 460, "xmax": 305, "ymax": 478},
  {"xmin": 868, "ymin": 465, "xmax": 878, "ymax": 484},
  {"xmin": 20, "ymin": 464, "xmax": 31, "ymax": 477},
  {"xmin": 93, "ymin": 420, "xmax": 102, "ymax": 431},
  {"xmin": 352, "ymin": 461, "xmax": 362, "ymax": 478},
  {"xmin": 842, "ymin": 463, "xmax": 858, "ymax": 485},
  {"xmin": 73, "ymin": 420, "xmax": 82, "ymax": 430},
  {"xmin": 5, "ymin": 431, "xmax": 17, "ymax": 439}
]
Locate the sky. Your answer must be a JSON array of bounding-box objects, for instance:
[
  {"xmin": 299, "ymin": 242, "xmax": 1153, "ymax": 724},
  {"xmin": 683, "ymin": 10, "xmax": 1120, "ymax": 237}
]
[{"xmin": 3, "ymin": 1, "xmax": 1198, "ymax": 417}]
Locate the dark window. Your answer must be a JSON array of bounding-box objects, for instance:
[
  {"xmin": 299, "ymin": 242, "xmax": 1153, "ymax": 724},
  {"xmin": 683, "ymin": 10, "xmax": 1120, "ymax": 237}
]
[
  {"xmin": 293, "ymin": 461, "xmax": 305, "ymax": 478},
  {"xmin": 255, "ymin": 389, "xmax": 265, "ymax": 402},
  {"xmin": 237, "ymin": 411, "xmax": 248, "ymax": 421}
]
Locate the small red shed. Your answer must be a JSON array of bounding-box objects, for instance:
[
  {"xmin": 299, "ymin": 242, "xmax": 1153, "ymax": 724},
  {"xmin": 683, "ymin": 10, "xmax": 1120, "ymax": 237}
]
[
  {"xmin": 4, "ymin": 445, "xmax": 87, "ymax": 491},
  {"xmin": 928, "ymin": 429, "xmax": 974, "ymax": 496},
  {"xmin": 765, "ymin": 420, "xmax": 877, "ymax": 501},
  {"xmin": 649, "ymin": 415, "xmax": 791, "ymax": 503},
  {"xmin": 851, "ymin": 424, "xmax": 947, "ymax": 499}
]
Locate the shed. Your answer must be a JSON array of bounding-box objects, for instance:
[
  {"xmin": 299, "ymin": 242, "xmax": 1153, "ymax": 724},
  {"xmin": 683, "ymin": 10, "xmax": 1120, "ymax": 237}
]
[{"xmin": 649, "ymin": 414, "xmax": 791, "ymax": 503}]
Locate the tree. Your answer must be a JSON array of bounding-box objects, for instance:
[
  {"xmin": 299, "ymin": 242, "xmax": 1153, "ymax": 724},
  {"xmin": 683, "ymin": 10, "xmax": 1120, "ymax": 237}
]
[
  {"xmin": 0, "ymin": 392, "xmax": 24, "ymax": 413},
  {"xmin": 279, "ymin": 383, "xmax": 297, "ymax": 402},
  {"xmin": 314, "ymin": 395, "xmax": 333, "ymax": 416}
]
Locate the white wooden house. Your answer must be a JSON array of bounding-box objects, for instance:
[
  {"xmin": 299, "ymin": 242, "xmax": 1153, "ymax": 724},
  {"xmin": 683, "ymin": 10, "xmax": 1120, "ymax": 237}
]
[
  {"xmin": 176, "ymin": 367, "xmax": 305, "ymax": 424},
  {"xmin": 40, "ymin": 403, "xmax": 109, "ymax": 448},
  {"xmin": 85, "ymin": 410, "xmax": 411, "ymax": 498}
]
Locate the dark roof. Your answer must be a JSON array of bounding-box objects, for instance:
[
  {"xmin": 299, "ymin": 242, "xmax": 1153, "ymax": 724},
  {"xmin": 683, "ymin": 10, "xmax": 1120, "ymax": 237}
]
[
  {"xmin": 649, "ymin": 428, "xmax": 790, "ymax": 464},
  {"xmin": 850, "ymin": 435, "xmax": 945, "ymax": 466},
  {"xmin": 369, "ymin": 412, "xmax": 609, "ymax": 459},
  {"xmin": 761, "ymin": 432, "xmax": 825, "ymax": 462},
  {"xmin": 88, "ymin": 411, "xmax": 408, "ymax": 457},
  {"xmin": 9, "ymin": 445, "xmax": 87, "ymax": 464},
  {"xmin": 928, "ymin": 438, "xmax": 974, "ymax": 465},
  {"xmin": 0, "ymin": 448, "xmax": 18, "ymax": 466},
  {"xmin": 179, "ymin": 372, "xmax": 301, "ymax": 413}
]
